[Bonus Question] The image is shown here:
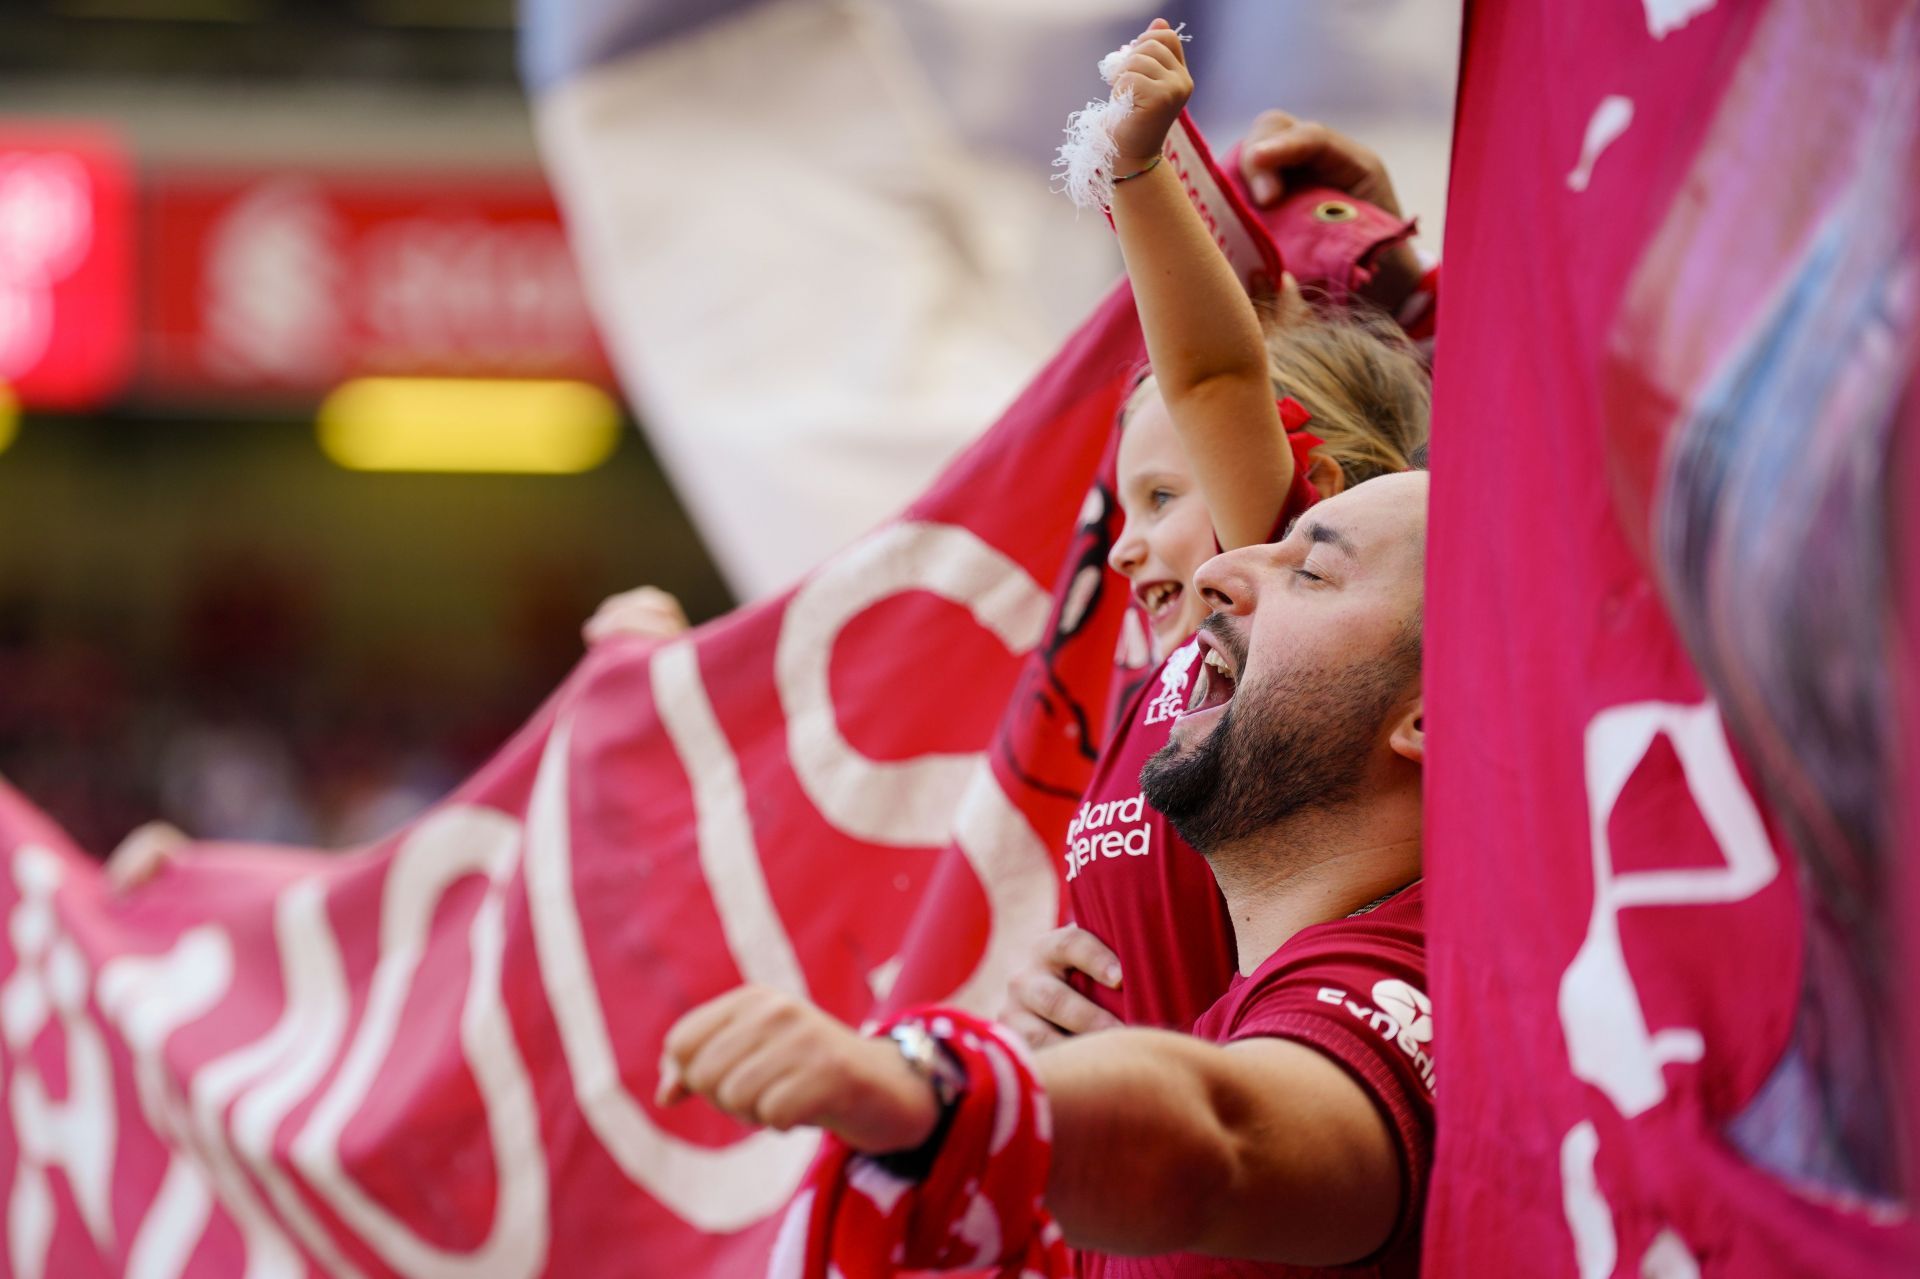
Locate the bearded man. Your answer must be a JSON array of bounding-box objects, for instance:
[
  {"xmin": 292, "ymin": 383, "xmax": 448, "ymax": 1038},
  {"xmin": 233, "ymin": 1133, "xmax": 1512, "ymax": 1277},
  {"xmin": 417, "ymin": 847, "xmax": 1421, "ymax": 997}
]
[{"xmin": 660, "ymin": 472, "xmax": 1433, "ymax": 1277}]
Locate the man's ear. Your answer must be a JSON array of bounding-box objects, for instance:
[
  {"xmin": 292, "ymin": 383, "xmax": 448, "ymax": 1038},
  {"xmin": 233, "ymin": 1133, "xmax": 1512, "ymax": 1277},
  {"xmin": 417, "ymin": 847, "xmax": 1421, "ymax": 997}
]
[
  {"xmin": 1308, "ymin": 452, "xmax": 1346, "ymax": 497},
  {"xmin": 1388, "ymin": 698, "xmax": 1424, "ymax": 765}
]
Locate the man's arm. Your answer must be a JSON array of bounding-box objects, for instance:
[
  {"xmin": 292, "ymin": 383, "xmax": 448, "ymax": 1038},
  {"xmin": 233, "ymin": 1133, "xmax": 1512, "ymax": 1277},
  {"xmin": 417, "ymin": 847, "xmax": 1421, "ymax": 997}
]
[
  {"xmin": 1038, "ymin": 1027, "xmax": 1401, "ymax": 1265},
  {"xmin": 658, "ymin": 987, "xmax": 1404, "ymax": 1268}
]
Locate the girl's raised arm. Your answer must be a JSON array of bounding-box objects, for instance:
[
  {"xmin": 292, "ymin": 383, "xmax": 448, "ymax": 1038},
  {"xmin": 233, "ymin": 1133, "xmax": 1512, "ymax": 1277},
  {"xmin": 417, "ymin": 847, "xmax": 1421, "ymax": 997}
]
[{"xmin": 1106, "ymin": 19, "xmax": 1294, "ymax": 551}]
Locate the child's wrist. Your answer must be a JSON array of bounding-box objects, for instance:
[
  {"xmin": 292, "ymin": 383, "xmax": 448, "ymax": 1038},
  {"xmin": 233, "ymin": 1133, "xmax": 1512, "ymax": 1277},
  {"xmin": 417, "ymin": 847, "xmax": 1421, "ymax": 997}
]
[{"xmin": 1112, "ymin": 148, "xmax": 1167, "ymax": 180}]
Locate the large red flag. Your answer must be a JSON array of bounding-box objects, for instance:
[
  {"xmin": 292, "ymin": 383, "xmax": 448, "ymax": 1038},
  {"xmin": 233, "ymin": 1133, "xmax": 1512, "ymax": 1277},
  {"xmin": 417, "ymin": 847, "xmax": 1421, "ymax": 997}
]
[
  {"xmin": 0, "ymin": 121, "xmax": 1297, "ymax": 1278},
  {"xmin": 1427, "ymin": 0, "xmax": 1919, "ymax": 1274}
]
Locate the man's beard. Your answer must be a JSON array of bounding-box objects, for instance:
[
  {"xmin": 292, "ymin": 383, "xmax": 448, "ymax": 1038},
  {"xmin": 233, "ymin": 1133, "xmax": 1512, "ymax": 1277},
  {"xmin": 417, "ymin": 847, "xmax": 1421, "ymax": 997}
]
[{"xmin": 1140, "ymin": 633, "xmax": 1416, "ymax": 856}]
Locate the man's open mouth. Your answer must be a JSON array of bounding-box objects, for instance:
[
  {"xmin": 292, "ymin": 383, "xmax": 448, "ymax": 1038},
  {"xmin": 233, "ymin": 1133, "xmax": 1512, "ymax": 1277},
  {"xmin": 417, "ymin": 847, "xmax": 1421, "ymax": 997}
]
[{"xmin": 1183, "ymin": 635, "xmax": 1238, "ymax": 716}]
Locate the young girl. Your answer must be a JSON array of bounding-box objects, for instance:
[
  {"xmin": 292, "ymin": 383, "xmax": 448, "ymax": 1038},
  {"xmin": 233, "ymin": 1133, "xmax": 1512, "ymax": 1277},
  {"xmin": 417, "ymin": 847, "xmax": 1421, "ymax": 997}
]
[{"xmin": 1000, "ymin": 20, "xmax": 1431, "ymax": 1045}]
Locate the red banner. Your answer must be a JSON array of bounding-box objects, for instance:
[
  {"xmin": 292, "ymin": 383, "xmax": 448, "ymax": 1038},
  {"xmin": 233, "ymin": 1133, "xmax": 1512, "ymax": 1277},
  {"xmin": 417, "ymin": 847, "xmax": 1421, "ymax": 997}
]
[
  {"xmin": 0, "ymin": 121, "xmax": 1273, "ymax": 1277},
  {"xmin": 0, "ymin": 303, "xmax": 1125, "ymax": 1279},
  {"xmin": 142, "ymin": 171, "xmax": 613, "ymax": 401},
  {"xmin": 1427, "ymin": 0, "xmax": 1919, "ymax": 1274},
  {"xmin": 0, "ymin": 126, "xmax": 135, "ymax": 410}
]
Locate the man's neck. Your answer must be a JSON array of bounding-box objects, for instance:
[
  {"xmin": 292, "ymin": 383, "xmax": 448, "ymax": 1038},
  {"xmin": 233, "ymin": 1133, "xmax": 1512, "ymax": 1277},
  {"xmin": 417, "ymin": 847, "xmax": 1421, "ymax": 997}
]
[{"xmin": 1207, "ymin": 798, "xmax": 1422, "ymax": 976}]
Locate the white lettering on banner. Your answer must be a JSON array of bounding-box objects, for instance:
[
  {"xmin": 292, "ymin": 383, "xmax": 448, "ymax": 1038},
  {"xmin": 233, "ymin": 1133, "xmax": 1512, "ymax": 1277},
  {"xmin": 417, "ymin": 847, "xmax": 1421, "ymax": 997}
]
[
  {"xmin": 1559, "ymin": 1123, "xmax": 1703, "ymax": 1279},
  {"xmin": 1560, "ymin": 1122, "xmax": 1617, "ymax": 1279},
  {"xmin": 1567, "ymin": 97, "xmax": 1635, "ymax": 194},
  {"xmin": 1643, "ymin": 0, "xmax": 1718, "ymax": 40},
  {"xmin": 94, "ymin": 929, "xmax": 218, "ymax": 1272},
  {"xmin": 221, "ymin": 882, "xmax": 363, "ymax": 1278},
  {"xmin": 652, "ymin": 640, "xmax": 806, "ymax": 994},
  {"xmin": 124, "ymin": 1158, "xmax": 218, "ymax": 1279},
  {"xmin": 2, "ymin": 846, "xmax": 117, "ymax": 1279},
  {"xmin": 0, "ymin": 518, "xmax": 1073, "ymax": 1259},
  {"xmin": 99, "ymin": 922, "xmax": 316, "ymax": 1279},
  {"xmin": 524, "ymin": 520, "xmax": 1063, "ymax": 1229},
  {"xmin": 1641, "ymin": 1228, "xmax": 1703, "ymax": 1277},
  {"xmin": 100, "ymin": 815, "xmax": 552, "ymax": 1279},
  {"xmin": 775, "ymin": 519, "xmax": 1060, "ymax": 1010},
  {"xmin": 1558, "ymin": 700, "xmax": 1777, "ymax": 1119},
  {"xmin": 289, "ymin": 806, "xmax": 549, "ymax": 1279},
  {"xmin": 525, "ymin": 714, "xmax": 822, "ymax": 1234},
  {"xmin": 1555, "ymin": 699, "xmax": 1764, "ymax": 1274},
  {"xmin": 776, "ymin": 520, "xmax": 1053, "ymax": 848}
]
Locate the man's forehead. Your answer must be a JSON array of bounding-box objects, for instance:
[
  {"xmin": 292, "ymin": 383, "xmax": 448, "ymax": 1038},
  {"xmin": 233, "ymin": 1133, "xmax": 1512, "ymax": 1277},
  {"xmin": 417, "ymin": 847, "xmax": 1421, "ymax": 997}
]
[{"xmin": 1290, "ymin": 472, "xmax": 1429, "ymax": 555}]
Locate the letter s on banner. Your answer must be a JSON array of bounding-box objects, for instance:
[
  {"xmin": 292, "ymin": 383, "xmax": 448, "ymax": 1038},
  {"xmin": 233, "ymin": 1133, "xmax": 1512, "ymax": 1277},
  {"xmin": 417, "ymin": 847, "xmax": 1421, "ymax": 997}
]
[
  {"xmin": 776, "ymin": 520, "xmax": 1053, "ymax": 846},
  {"xmin": 528, "ymin": 520, "xmax": 1059, "ymax": 1229},
  {"xmin": 777, "ymin": 520, "xmax": 1059, "ymax": 1011}
]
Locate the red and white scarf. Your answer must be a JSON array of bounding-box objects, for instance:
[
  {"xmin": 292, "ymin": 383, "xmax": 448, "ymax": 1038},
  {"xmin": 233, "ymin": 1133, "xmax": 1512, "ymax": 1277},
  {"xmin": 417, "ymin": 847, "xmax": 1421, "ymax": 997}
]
[{"xmin": 766, "ymin": 1009, "xmax": 1071, "ymax": 1279}]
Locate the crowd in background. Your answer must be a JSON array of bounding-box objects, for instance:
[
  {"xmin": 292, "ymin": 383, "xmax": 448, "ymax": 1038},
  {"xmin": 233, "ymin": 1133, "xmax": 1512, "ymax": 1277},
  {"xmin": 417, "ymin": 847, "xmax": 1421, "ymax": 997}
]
[{"xmin": 0, "ymin": 560, "xmax": 594, "ymax": 855}]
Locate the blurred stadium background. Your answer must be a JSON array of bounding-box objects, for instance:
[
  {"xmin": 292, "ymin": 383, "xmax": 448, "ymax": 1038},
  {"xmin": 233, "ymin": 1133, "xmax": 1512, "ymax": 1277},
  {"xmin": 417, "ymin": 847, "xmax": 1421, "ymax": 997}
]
[{"xmin": 0, "ymin": 0, "xmax": 1456, "ymax": 857}]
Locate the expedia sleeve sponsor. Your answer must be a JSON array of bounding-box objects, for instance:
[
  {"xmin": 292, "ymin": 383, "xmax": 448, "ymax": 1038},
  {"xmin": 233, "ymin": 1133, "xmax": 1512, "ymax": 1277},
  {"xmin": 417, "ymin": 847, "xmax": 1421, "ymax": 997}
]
[{"xmin": 1063, "ymin": 793, "xmax": 1152, "ymax": 881}]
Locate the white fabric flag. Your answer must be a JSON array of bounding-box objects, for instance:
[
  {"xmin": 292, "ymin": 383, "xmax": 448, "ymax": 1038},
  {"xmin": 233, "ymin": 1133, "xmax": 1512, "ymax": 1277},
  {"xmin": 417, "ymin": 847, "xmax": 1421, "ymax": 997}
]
[{"xmin": 523, "ymin": 0, "xmax": 1458, "ymax": 598}]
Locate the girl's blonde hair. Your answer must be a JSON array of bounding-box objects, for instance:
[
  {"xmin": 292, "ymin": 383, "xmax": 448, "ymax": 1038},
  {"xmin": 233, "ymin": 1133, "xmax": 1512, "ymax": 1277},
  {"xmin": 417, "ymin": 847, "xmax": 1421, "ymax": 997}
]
[{"xmin": 1123, "ymin": 304, "xmax": 1431, "ymax": 488}]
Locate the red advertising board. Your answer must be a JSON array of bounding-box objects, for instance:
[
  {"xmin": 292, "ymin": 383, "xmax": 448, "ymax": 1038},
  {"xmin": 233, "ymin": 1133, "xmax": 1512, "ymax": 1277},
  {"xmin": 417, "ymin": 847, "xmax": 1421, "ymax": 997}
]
[
  {"xmin": 0, "ymin": 126, "xmax": 135, "ymax": 410},
  {"xmin": 143, "ymin": 171, "xmax": 614, "ymax": 401}
]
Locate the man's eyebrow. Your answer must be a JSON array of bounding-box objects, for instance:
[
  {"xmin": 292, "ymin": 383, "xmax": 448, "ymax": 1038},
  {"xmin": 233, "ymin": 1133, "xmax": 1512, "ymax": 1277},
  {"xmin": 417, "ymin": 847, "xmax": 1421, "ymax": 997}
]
[{"xmin": 1297, "ymin": 519, "xmax": 1358, "ymax": 557}]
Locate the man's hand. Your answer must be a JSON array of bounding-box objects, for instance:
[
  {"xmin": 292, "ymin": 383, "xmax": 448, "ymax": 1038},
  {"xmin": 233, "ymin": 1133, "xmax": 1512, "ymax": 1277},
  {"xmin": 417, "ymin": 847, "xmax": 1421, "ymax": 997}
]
[
  {"xmin": 1237, "ymin": 111, "xmax": 1422, "ymax": 314},
  {"xmin": 657, "ymin": 985, "xmax": 940, "ymax": 1154},
  {"xmin": 1109, "ymin": 19, "xmax": 1193, "ymax": 169},
  {"xmin": 1238, "ymin": 112, "xmax": 1402, "ymax": 213},
  {"xmin": 582, "ymin": 585, "xmax": 690, "ymax": 647},
  {"xmin": 106, "ymin": 821, "xmax": 189, "ymax": 893},
  {"xmin": 999, "ymin": 924, "xmax": 1125, "ymax": 1049}
]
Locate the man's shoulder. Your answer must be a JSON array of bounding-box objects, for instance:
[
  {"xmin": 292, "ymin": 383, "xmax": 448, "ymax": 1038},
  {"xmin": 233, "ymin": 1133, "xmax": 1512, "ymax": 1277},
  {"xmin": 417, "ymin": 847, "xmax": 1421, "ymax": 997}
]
[
  {"xmin": 1196, "ymin": 882, "xmax": 1438, "ymax": 1181},
  {"xmin": 1196, "ymin": 884, "xmax": 1427, "ymax": 1044}
]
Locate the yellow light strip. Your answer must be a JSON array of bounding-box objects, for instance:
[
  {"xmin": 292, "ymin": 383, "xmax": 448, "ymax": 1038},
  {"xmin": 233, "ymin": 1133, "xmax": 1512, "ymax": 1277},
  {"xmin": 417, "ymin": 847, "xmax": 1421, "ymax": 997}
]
[
  {"xmin": 0, "ymin": 385, "xmax": 18, "ymax": 457},
  {"xmin": 317, "ymin": 378, "xmax": 622, "ymax": 475}
]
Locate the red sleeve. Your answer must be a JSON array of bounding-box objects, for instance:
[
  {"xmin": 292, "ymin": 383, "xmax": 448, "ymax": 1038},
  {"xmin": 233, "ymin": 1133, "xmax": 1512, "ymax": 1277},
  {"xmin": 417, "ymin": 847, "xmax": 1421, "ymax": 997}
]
[{"xmin": 1215, "ymin": 907, "xmax": 1434, "ymax": 1253}]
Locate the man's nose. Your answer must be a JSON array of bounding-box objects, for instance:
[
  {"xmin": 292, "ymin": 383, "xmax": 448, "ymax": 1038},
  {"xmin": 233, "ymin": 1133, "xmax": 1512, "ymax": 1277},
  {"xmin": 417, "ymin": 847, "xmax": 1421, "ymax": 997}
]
[{"xmin": 1193, "ymin": 545, "xmax": 1259, "ymax": 614}]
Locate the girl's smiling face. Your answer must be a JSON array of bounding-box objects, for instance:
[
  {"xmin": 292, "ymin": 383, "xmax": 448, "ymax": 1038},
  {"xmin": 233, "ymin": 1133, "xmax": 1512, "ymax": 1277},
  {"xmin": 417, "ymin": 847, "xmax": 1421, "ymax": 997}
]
[{"xmin": 1107, "ymin": 390, "xmax": 1216, "ymax": 660}]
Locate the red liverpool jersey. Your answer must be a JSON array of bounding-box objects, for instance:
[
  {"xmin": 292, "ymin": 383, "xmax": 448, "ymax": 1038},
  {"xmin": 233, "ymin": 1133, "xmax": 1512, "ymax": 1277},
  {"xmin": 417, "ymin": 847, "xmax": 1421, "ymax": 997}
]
[{"xmin": 1089, "ymin": 884, "xmax": 1433, "ymax": 1279}]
